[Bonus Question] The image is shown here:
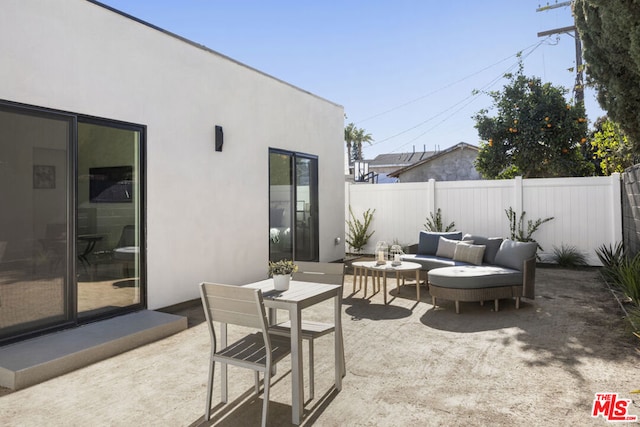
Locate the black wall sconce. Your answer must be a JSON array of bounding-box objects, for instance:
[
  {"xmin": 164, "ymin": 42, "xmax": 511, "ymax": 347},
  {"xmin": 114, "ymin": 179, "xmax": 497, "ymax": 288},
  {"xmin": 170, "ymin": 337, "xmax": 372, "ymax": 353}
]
[{"xmin": 215, "ymin": 125, "xmax": 223, "ymax": 152}]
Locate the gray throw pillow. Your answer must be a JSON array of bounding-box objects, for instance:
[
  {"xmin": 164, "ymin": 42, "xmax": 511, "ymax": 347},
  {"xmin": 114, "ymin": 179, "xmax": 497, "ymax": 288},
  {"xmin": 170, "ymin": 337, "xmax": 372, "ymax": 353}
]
[
  {"xmin": 417, "ymin": 231, "xmax": 462, "ymax": 255},
  {"xmin": 463, "ymin": 234, "xmax": 503, "ymax": 264},
  {"xmin": 453, "ymin": 243, "xmax": 486, "ymax": 265},
  {"xmin": 435, "ymin": 237, "xmax": 459, "ymax": 259},
  {"xmin": 493, "ymin": 239, "xmax": 537, "ymax": 271}
]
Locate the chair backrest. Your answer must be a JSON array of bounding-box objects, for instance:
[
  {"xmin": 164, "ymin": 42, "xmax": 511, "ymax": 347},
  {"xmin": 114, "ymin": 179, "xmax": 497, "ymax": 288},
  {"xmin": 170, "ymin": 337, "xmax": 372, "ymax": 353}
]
[
  {"xmin": 199, "ymin": 282, "xmax": 269, "ymax": 331},
  {"xmin": 116, "ymin": 225, "xmax": 136, "ymax": 248},
  {"xmin": 292, "ymin": 262, "xmax": 344, "ymax": 286}
]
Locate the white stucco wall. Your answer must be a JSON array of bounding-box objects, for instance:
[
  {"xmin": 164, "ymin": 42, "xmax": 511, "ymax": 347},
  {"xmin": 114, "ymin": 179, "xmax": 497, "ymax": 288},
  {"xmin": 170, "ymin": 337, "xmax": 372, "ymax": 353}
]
[{"xmin": 1, "ymin": 0, "xmax": 345, "ymax": 309}]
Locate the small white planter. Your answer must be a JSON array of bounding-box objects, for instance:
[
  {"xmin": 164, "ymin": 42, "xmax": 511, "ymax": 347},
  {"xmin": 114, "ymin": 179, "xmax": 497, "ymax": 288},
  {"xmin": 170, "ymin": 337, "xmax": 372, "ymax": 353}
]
[{"xmin": 273, "ymin": 274, "xmax": 291, "ymax": 291}]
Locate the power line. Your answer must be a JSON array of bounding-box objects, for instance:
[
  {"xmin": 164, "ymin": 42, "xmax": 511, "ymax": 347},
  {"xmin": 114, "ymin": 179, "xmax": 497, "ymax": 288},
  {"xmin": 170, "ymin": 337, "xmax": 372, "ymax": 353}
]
[
  {"xmin": 355, "ymin": 41, "xmax": 545, "ymax": 125},
  {"xmin": 367, "ymin": 40, "xmax": 546, "ymax": 151}
]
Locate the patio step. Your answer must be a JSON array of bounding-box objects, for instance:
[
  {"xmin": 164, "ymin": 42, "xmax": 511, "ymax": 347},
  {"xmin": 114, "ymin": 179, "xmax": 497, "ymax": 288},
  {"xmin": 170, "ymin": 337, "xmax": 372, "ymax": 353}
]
[{"xmin": 0, "ymin": 310, "xmax": 187, "ymax": 390}]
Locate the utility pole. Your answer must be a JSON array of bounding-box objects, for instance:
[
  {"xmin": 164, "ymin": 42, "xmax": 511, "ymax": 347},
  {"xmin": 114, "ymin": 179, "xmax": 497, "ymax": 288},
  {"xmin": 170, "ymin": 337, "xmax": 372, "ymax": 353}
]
[{"xmin": 536, "ymin": 1, "xmax": 584, "ymax": 105}]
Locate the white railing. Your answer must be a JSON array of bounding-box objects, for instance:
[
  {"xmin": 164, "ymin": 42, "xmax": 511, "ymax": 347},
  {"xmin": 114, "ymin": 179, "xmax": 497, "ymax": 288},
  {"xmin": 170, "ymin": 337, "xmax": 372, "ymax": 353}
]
[{"xmin": 345, "ymin": 174, "xmax": 622, "ymax": 266}]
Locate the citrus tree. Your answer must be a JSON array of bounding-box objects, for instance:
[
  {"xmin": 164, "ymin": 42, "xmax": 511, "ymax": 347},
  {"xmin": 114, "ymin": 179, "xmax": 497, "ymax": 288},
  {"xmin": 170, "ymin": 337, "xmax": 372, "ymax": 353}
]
[{"xmin": 474, "ymin": 63, "xmax": 594, "ymax": 179}]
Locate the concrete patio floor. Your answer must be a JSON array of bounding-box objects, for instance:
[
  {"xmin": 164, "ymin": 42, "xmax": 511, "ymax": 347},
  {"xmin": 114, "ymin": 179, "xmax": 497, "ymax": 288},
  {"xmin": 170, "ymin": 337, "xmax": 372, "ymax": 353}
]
[{"xmin": 0, "ymin": 267, "xmax": 638, "ymax": 426}]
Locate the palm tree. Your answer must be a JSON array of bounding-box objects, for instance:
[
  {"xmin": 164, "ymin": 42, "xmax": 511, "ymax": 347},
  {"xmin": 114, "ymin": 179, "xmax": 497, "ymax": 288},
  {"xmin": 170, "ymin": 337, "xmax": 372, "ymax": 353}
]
[
  {"xmin": 344, "ymin": 122, "xmax": 357, "ymax": 170},
  {"xmin": 352, "ymin": 127, "xmax": 373, "ymax": 162},
  {"xmin": 344, "ymin": 122, "xmax": 373, "ymax": 174}
]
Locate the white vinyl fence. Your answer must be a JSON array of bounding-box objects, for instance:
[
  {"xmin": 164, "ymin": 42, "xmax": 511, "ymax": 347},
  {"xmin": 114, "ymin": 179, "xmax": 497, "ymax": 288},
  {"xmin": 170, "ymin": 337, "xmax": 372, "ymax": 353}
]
[{"xmin": 345, "ymin": 174, "xmax": 622, "ymax": 266}]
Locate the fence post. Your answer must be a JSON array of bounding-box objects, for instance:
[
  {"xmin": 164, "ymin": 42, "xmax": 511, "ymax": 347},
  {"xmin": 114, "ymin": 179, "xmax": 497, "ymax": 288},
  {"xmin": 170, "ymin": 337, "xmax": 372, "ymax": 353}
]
[
  {"xmin": 428, "ymin": 178, "xmax": 436, "ymax": 213},
  {"xmin": 514, "ymin": 176, "xmax": 524, "ymax": 213},
  {"xmin": 610, "ymin": 172, "xmax": 622, "ymax": 244}
]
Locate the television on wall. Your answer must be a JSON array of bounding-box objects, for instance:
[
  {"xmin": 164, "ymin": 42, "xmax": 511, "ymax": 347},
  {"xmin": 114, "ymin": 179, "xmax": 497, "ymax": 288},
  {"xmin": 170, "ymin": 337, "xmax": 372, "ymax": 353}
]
[{"xmin": 89, "ymin": 166, "xmax": 133, "ymax": 203}]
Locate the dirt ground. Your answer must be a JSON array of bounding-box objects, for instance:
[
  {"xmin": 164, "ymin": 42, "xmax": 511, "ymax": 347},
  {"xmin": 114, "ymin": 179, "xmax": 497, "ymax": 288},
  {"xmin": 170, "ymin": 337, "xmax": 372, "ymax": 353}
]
[{"xmin": 1, "ymin": 266, "xmax": 639, "ymax": 426}]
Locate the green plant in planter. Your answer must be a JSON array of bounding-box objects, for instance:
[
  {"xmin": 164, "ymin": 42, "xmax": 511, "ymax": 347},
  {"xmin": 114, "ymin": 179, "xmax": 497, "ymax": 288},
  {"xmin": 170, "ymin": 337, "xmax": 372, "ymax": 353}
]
[
  {"xmin": 550, "ymin": 244, "xmax": 588, "ymax": 267},
  {"xmin": 346, "ymin": 206, "xmax": 375, "ymax": 254},
  {"xmin": 505, "ymin": 207, "xmax": 553, "ymax": 252},
  {"xmin": 424, "ymin": 208, "xmax": 455, "ymax": 232},
  {"xmin": 268, "ymin": 259, "xmax": 298, "ymax": 276}
]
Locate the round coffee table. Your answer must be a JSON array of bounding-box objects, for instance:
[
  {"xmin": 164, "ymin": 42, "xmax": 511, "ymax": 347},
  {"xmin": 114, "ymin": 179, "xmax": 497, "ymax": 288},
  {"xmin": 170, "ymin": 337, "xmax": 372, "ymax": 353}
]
[{"xmin": 352, "ymin": 260, "xmax": 422, "ymax": 304}]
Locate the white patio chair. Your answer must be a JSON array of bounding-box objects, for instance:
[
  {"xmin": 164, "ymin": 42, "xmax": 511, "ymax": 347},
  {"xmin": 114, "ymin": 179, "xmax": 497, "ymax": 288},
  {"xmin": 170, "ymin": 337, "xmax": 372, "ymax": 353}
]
[
  {"xmin": 268, "ymin": 261, "xmax": 345, "ymax": 400},
  {"xmin": 200, "ymin": 282, "xmax": 291, "ymax": 427}
]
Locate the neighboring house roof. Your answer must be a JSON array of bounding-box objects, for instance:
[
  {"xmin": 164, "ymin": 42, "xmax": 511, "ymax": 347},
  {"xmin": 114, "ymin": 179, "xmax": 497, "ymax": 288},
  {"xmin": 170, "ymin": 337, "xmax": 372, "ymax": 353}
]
[
  {"xmin": 387, "ymin": 142, "xmax": 479, "ymax": 178},
  {"xmin": 367, "ymin": 151, "xmax": 435, "ymax": 169}
]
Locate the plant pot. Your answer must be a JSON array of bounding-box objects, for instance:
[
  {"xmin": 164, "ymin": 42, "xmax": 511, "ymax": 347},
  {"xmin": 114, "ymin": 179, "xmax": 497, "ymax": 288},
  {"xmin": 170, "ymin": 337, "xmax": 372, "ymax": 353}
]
[{"xmin": 273, "ymin": 274, "xmax": 291, "ymax": 291}]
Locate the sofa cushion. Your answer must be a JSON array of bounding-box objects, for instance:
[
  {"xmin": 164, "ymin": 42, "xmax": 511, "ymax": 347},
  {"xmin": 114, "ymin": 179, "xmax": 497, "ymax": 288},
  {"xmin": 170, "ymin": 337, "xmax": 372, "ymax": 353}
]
[
  {"xmin": 435, "ymin": 237, "xmax": 460, "ymax": 258},
  {"xmin": 493, "ymin": 239, "xmax": 537, "ymax": 271},
  {"xmin": 428, "ymin": 265, "xmax": 523, "ymax": 289},
  {"xmin": 463, "ymin": 234, "xmax": 503, "ymax": 264},
  {"xmin": 400, "ymin": 254, "xmax": 469, "ymax": 271},
  {"xmin": 417, "ymin": 231, "xmax": 462, "ymax": 255},
  {"xmin": 453, "ymin": 243, "xmax": 486, "ymax": 266}
]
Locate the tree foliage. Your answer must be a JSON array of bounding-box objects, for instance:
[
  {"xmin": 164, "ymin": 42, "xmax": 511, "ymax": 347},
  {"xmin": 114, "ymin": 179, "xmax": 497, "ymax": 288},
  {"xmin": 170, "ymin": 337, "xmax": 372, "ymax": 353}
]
[
  {"xmin": 344, "ymin": 122, "xmax": 373, "ymax": 168},
  {"xmin": 352, "ymin": 127, "xmax": 373, "ymax": 162},
  {"xmin": 473, "ymin": 63, "xmax": 594, "ymax": 179},
  {"xmin": 590, "ymin": 118, "xmax": 635, "ymax": 175},
  {"xmin": 344, "ymin": 122, "xmax": 356, "ymax": 168},
  {"xmin": 574, "ymin": 0, "xmax": 640, "ymax": 150}
]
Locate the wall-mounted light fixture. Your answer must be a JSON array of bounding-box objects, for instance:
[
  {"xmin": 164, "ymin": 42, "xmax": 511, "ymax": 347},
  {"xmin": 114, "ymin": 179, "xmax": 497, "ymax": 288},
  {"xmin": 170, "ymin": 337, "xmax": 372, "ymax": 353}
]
[{"xmin": 215, "ymin": 125, "xmax": 223, "ymax": 152}]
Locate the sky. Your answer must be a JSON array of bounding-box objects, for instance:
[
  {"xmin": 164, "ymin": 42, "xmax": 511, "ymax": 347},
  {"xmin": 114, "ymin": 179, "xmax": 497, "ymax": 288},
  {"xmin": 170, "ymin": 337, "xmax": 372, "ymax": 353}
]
[{"xmin": 97, "ymin": 0, "xmax": 605, "ymax": 160}]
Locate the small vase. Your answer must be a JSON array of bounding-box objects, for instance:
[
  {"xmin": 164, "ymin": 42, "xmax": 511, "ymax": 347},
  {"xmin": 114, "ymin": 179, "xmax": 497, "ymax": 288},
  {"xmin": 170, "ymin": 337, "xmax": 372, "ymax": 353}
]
[{"xmin": 273, "ymin": 274, "xmax": 291, "ymax": 291}]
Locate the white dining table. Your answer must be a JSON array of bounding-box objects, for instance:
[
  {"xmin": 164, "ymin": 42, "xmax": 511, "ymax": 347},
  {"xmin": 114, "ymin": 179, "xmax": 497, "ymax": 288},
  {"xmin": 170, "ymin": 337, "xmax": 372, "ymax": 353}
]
[{"xmin": 242, "ymin": 279, "xmax": 343, "ymax": 424}]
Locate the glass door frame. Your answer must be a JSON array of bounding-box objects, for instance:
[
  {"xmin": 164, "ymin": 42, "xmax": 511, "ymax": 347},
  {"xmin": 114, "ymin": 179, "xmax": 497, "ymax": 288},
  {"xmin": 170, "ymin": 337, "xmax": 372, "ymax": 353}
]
[
  {"xmin": 76, "ymin": 115, "xmax": 147, "ymax": 323},
  {"xmin": 268, "ymin": 148, "xmax": 319, "ymax": 262},
  {"xmin": 0, "ymin": 99, "xmax": 146, "ymax": 345}
]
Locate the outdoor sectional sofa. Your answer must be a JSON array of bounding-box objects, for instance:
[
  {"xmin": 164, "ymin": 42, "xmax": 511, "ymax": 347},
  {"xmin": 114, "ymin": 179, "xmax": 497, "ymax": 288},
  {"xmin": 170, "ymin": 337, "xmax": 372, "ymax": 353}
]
[{"xmin": 401, "ymin": 231, "xmax": 537, "ymax": 313}]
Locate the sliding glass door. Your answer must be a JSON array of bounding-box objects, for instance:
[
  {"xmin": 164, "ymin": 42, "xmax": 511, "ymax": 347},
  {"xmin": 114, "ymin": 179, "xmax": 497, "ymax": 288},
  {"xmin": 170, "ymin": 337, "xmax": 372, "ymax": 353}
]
[
  {"xmin": 0, "ymin": 105, "xmax": 74, "ymax": 340},
  {"xmin": 77, "ymin": 120, "xmax": 143, "ymax": 319},
  {"xmin": 269, "ymin": 149, "xmax": 318, "ymax": 262},
  {"xmin": 0, "ymin": 101, "xmax": 145, "ymax": 344}
]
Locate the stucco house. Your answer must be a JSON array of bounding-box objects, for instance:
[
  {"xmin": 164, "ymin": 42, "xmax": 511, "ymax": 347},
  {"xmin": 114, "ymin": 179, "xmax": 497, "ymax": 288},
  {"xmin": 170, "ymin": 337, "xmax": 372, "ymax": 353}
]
[
  {"xmin": 0, "ymin": 0, "xmax": 344, "ymax": 386},
  {"xmin": 388, "ymin": 142, "xmax": 480, "ymax": 182}
]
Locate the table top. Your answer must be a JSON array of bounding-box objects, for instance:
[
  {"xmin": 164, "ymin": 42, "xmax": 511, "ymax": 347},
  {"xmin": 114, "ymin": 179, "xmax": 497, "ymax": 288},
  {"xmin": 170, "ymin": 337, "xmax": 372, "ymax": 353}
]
[
  {"xmin": 352, "ymin": 260, "xmax": 421, "ymax": 271},
  {"xmin": 243, "ymin": 279, "xmax": 341, "ymax": 309}
]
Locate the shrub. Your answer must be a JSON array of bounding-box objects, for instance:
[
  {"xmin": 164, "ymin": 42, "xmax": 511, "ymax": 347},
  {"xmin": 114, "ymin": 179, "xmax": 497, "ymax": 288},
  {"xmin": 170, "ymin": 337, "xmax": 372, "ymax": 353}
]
[
  {"xmin": 346, "ymin": 206, "xmax": 375, "ymax": 253},
  {"xmin": 611, "ymin": 253, "xmax": 640, "ymax": 304},
  {"xmin": 551, "ymin": 244, "xmax": 588, "ymax": 267},
  {"xmin": 505, "ymin": 207, "xmax": 554, "ymax": 252},
  {"xmin": 595, "ymin": 242, "xmax": 626, "ymax": 283},
  {"xmin": 424, "ymin": 208, "xmax": 455, "ymax": 232}
]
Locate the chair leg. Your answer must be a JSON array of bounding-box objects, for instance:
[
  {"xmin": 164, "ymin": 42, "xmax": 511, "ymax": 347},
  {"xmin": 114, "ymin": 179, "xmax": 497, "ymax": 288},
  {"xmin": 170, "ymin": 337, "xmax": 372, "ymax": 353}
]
[
  {"xmin": 494, "ymin": 299, "xmax": 499, "ymax": 312},
  {"xmin": 455, "ymin": 300, "xmax": 460, "ymax": 314},
  {"xmin": 221, "ymin": 363, "xmax": 228, "ymax": 403},
  {"xmin": 309, "ymin": 340, "xmax": 315, "ymax": 400},
  {"xmin": 261, "ymin": 368, "xmax": 270, "ymax": 427},
  {"xmin": 255, "ymin": 371, "xmax": 260, "ymax": 394},
  {"xmin": 205, "ymin": 360, "xmax": 215, "ymax": 421},
  {"xmin": 515, "ymin": 296, "xmax": 520, "ymax": 309},
  {"xmin": 341, "ymin": 333, "xmax": 346, "ymax": 378}
]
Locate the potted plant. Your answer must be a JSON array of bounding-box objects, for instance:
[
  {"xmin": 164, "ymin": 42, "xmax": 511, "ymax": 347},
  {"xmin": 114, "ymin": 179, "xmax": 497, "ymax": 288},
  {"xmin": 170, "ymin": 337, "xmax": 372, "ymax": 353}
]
[{"xmin": 268, "ymin": 259, "xmax": 298, "ymax": 291}]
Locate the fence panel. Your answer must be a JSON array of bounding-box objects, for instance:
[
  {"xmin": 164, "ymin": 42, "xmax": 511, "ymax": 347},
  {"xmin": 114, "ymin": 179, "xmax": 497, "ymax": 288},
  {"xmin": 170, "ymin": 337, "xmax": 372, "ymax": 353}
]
[{"xmin": 346, "ymin": 175, "xmax": 622, "ymax": 265}]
